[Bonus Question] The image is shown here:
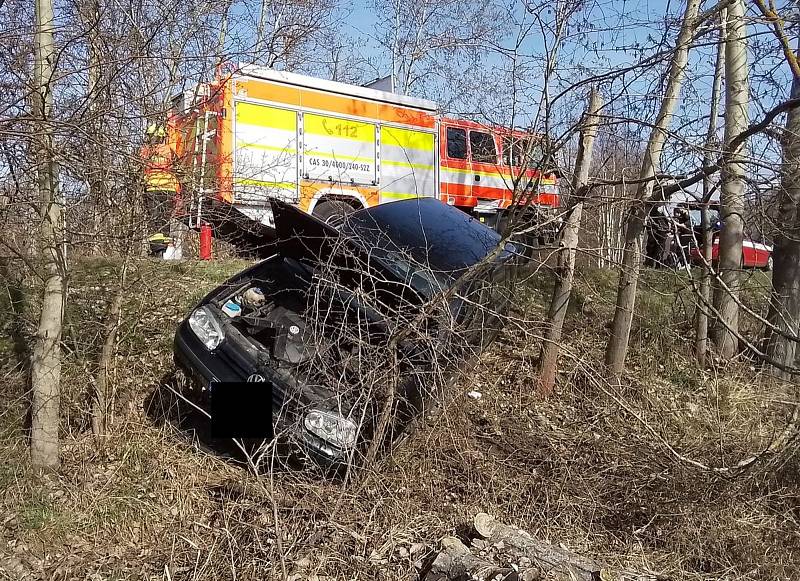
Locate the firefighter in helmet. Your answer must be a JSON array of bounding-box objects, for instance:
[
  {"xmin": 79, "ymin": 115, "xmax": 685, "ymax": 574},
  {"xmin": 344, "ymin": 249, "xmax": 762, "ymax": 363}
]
[{"xmin": 141, "ymin": 122, "xmax": 180, "ymax": 257}]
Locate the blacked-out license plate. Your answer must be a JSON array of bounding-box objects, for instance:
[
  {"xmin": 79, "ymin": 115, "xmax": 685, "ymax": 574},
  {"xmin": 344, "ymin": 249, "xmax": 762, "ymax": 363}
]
[{"xmin": 209, "ymin": 381, "xmax": 274, "ymax": 440}]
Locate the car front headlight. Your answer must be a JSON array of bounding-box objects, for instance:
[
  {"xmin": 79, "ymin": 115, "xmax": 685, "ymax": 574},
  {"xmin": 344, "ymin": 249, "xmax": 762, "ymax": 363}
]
[
  {"xmin": 303, "ymin": 410, "xmax": 358, "ymax": 449},
  {"xmin": 188, "ymin": 306, "xmax": 224, "ymax": 350}
]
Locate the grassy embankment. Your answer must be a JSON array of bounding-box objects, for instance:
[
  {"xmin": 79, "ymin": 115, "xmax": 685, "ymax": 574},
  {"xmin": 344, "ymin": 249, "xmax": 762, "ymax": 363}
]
[{"xmin": 0, "ymin": 258, "xmax": 796, "ymax": 580}]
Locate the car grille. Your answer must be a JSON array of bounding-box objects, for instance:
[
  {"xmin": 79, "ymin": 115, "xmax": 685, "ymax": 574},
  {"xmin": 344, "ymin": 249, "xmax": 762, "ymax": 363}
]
[{"xmin": 216, "ymin": 331, "xmax": 287, "ymax": 409}]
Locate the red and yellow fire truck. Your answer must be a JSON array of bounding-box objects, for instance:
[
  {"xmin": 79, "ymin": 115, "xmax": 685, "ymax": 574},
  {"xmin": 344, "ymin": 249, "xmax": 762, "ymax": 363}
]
[
  {"xmin": 437, "ymin": 117, "xmax": 559, "ymax": 232},
  {"xmin": 164, "ymin": 64, "xmax": 559, "ymax": 244}
]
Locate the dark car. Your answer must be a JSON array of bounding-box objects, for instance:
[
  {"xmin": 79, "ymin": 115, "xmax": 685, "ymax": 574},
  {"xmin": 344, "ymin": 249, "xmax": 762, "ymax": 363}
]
[{"xmin": 173, "ymin": 197, "xmax": 517, "ymax": 469}]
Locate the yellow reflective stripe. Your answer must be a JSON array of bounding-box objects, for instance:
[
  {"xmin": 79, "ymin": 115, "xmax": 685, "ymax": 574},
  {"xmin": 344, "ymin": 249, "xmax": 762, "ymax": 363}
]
[
  {"xmin": 307, "ymin": 150, "xmax": 373, "ymax": 162},
  {"xmin": 145, "ymin": 171, "xmax": 176, "ymax": 180},
  {"xmin": 235, "ymin": 178, "xmax": 296, "ymax": 189},
  {"xmin": 381, "ymin": 126, "xmax": 434, "ymax": 151},
  {"xmin": 236, "ymin": 102, "xmax": 297, "ymax": 131},
  {"xmin": 145, "ymin": 173, "xmax": 179, "ymax": 191},
  {"xmin": 236, "ymin": 140, "xmax": 297, "ymax": 154},
  {"xmin": 304, "ymin": 114, "xmax": 374, "ymax": 143},
  {"xmin": 383, "ymin": 159, "xmax": 434, "ymax": 171},
  {"xmin": 381, "ymin": 192, "xmax": 420, "ymax": 200}
]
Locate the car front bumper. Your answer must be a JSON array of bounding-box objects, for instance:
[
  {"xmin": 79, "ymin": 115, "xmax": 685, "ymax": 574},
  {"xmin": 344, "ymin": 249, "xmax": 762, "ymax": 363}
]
[{"xmin": 172, "ymin": 320, "xmax": 352, "ymax": 469}]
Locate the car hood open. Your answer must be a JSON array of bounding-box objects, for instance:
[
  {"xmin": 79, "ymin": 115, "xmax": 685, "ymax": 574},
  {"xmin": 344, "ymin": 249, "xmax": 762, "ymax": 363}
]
[
  {"xmin": 271, "ymin": 198, "xmax": 429, "ymax": 314},
  {"xmin": 271, "ymin": 199, "xmax": 341, "ymax": 265}
]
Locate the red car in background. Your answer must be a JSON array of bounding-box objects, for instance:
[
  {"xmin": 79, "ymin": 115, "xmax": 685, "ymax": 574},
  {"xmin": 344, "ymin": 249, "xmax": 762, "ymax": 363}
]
[{"xmin": 689, "ymin": 235, "xmax": 773, "ymax": 270}]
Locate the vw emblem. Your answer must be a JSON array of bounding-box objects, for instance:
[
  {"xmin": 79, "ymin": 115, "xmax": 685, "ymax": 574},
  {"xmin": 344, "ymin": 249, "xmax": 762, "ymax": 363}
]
[{"xmin": 247, "ymin": 373, "xmax": 266, "ymax": 383}]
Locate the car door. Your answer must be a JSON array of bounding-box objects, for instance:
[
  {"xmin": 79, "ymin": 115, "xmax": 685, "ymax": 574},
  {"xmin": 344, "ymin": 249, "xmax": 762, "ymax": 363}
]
[
  {"xmin": 742, "ymin": 239, "xmax": 771, "ymax": 268},
  {"xmin": 468, "ymin": 128, "xmax": 501, "ymax": 200},
  {"xmin": 440, "ymin": 125, "xmax": 472, "ymax": 204}
]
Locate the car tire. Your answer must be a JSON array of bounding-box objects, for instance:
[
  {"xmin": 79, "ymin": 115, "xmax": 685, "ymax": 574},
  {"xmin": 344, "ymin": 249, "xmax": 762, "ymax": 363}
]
[{"xmin": 312, "ymin": 200, "xmax": 355, "ymax": 228}]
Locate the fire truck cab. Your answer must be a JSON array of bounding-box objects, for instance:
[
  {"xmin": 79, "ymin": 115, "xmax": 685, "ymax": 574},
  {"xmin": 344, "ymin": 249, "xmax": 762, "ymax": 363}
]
[
  {"xmin": 439, "ymin": 117, "xmax": 559, "ymax": 237},
  {"xmin": 165, "ymin": 65, "xmax": 560, "ymax": 249}
]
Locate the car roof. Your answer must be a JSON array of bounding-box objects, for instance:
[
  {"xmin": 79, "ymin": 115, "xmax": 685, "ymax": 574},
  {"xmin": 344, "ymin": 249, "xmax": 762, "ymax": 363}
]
[{"xmin": 272, "ymin": 198, "xmax": 506, "ymax": 298}]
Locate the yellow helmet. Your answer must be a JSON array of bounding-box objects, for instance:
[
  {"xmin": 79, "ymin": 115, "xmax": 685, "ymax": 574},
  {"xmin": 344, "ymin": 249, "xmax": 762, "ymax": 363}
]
[{"xmin": 146, "ymin": 123, "xmax": 167, "ymax": 138}]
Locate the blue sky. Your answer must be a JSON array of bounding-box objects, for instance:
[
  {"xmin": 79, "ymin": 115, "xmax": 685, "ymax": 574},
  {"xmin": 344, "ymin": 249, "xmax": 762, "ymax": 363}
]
[
  {"xmin": 336, "ymin": 0, "xmax": 675, "ymax": 78},
  {"xmin": 219, "ymin": 0, "xmax": 790, "ymax": 192},
  {"xmin": 343, "ymin": 0, "xmax": 379, "ymax": 40},
  {"xmin": 320, "ymin": 0, "xmax": 738, "ymax": 177}
]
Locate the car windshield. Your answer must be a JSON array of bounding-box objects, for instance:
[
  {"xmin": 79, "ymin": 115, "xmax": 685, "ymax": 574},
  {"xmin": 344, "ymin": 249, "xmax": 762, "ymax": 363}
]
[{"xmin": 341, "ymin": 198, "xmax": 511, "ymax": 298}]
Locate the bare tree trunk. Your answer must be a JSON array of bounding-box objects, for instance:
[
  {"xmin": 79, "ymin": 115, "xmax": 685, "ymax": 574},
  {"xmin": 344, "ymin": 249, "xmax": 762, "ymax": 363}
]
[
  {"xmin": 216, "ymin": 0, "xmax": 232, "ymax": 70},
  {"xmin": 713, "ymin": 0, "xmax": 749, "ymax": 360},
  {"xmin": 766, "ymin": 39, "xmax": 800, "ymax": 380},
  {"xmin": 597, "ymin": 176, "xmax": 625, "ymax": 269},
  {"xmin": 696, "ymin": 10, "xmax": 726, "ymax": 367},
  {"xmin": 30, "ymin": 0, "xmax": 64, "ymax": 470},
  {"xmin": 255, "ymin": 0, "xmax": 268, "ymax": 56},
  {"xmin": 82, "ymin": 0, "xmax": 108, "ymax": 254},
  {"xmin": 92, "ymin": 265, "xmax": 127, "ymax": 437},
  {"xmin": 604, "ymin": 0, "xmax": 702, "ymax": 378},
  {"xmin": 538, "ymin": 88, "xmax": 602, "ymax": 395}
]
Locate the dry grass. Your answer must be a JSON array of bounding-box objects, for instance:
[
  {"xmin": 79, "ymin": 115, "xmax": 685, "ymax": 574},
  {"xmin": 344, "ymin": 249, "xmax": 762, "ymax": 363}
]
[{"xmin": 1, "ymin": 258, "xmax": 798, "ymax": 580}]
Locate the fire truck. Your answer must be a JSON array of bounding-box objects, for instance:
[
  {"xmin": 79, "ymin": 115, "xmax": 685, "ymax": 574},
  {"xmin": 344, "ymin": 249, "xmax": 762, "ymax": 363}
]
[{"xmin": 164, "ymin": 64, "xmax": 560, "ymax": 249}]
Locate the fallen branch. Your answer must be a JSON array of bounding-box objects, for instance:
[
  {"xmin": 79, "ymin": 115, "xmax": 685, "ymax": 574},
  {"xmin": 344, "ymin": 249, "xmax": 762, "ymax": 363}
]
[
  {"xmin": 425, "ymin": 514, "xmax": 662, "ymax": 581},
  {"xmin": 473, "ymin": 513, "xmax": 603, "ymax": 581},
  {"xmin": 426, "ymin": 536, "xmax": 521, "ymax": 581}
]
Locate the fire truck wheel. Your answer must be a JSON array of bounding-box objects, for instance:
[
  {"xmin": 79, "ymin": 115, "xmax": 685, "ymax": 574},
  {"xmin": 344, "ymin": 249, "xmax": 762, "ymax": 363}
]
[{"xmin": 312, "ymin": 200, "xmax": 355, "ymax": 228}]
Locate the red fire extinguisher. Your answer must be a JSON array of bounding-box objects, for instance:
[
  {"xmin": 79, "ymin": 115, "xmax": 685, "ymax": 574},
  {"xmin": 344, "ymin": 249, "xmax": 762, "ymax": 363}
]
[{"xmin": 199, "ymin": 223, "xmax": 212, "ymax": 260}]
